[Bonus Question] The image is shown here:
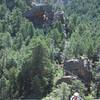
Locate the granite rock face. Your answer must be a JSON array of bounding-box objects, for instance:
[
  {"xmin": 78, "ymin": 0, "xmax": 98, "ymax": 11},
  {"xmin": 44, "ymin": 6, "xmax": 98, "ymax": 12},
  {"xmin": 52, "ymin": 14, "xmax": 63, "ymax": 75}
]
[{"xmin": 64, "ymin": 58, "xmax": 93, "ymax": 85}]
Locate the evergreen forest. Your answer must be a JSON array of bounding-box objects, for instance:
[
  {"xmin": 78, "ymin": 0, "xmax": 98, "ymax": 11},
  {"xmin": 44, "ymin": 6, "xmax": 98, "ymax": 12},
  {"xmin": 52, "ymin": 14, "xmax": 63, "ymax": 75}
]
[{"xmin": 0, "ymin": 0, "xmax": 100, "ymax": 100}]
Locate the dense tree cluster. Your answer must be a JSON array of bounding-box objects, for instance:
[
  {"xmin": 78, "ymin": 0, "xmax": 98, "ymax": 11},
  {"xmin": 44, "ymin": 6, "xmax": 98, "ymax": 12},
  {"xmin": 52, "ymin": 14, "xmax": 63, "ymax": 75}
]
[{"xmin": 0, "ymin": 0, "xmax": 100, "ymax": 99}]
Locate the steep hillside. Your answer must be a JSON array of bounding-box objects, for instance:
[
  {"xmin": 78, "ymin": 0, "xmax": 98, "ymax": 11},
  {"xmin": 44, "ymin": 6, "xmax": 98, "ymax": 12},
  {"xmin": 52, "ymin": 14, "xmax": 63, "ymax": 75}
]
[{"xmin": 0, "ymin": 0, "xmax": 100, "ymax": 99}]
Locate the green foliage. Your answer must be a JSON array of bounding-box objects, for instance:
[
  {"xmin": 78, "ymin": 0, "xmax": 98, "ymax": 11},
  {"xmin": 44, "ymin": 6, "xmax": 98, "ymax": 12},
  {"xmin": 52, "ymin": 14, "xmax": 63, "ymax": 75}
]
[
  {"xmin": 43, "ymin": 83, "xmax": 70, "ymax": 100},
  {"xmin": 0, "ymin": 0, "xmax": 100, "ymax": 99},
  {"xmin": 12, "ymin": 32, "xmax": 23, "ymax": 50},
  {"xmin": 53, "ymin": 66, "xmax": 63, "ymax": 85},
  {"xmin": 19, "ymin": 20, "xmax": 35, "ymax": 39},
  {"xmin": 7, "ymin": 8, "xmax": 23, "ymax": 36},
  {"xmin": 16, "ymin": 37, "xmax": 55, "ymax": 99},
  {"xmin": 0, "ymin": 4, "xmax": 7, "ymax": 19},
  {"xmin": 84, "ymin": 95, "xmax": 94, "ymax": 100},
  {"xmin": 70, "ymin": 80, "xmax": 85, "ymax": 97},
  {"xmin": 0, "ymin": 32, "xmax": 12, "ymax": 49},
  {"xmin": 63, "ymin": 0, "xmax": 100, "ymax": 58},
  {"xmin": 50, "ymin": 27, "xmax": 64, "ymax": 49}
]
